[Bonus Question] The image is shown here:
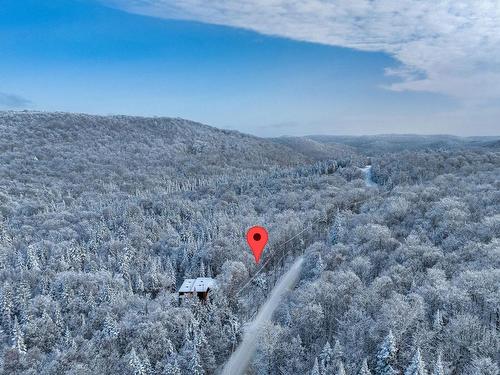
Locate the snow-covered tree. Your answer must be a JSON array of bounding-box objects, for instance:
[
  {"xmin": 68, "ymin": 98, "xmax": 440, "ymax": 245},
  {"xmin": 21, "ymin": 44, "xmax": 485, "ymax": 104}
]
[
  {"xmin": 333, "ymin": 340, "xmax": 344, "ymax": 363},
  {"xmin": 134, "ymin": 274, "xmax": 145, "ymax": 294},
  {"xmin": 62, "ymin": 325, "xmax": 73, "ymax": 348},
  {"xmin": 164, "ymin": 338, "xmax": 174, "ymax": 356},
  {"xmin": 278, "ymin": 334, "xmax": 306, "ymax": 374},
  {"xmin": 12, "ymin": 316, "xmax": 26, "ymax": 354},
  {"xmin": 311, "ymin": 357, "xmax": 320, "ymax": 375},
  {"xmin": 54, "ymin": 307, "xmax": 63, "ymax": 331},
  {"xmin": 1, "ymin": 284, "xmax": 14, "ymax": 332},
  {"xmin": 103, "ymin": 313, "xmax": 119, "ymax": 338},
  {"xmin": 26, "ymin": 244, "xmax": 40, "ymax": 271},
  {"xmin": 433, "ymin": 310, "xmax": 443, "ymax": 332},
  {"xmin": 431, "ymin": 353, "xmax": 445, "ymax": 375},
  {"xmin": 376, "ymin": 330, "xmax": 398, "ymax": 375},
  {"xmin": 200, "ymin": 260, "xmax": 206, "ymax": 277},
  {"xmin": 330, "ymin": 213, "xmax": 345, "ymax": 244},
  {"xmin": 142, "ymin": 353, "xmax": 153, "ymax": 375},
  {"xmin": 404, "ymin": 348, "xmax": 427, "ymax": 375},
  {"xmin": 336, "ymin": 361, "xmax": 347, "ymax": 375},
  {"xmin": 164, "ymin": 358, "xmax": 181, "ymax": 375},
  {"xmin": 129, "ymin": 348, "xmax": 146, "ymax": 375},
  {"xmin": 194, "ymin": 327, "xmax": 215, "ymax": 373},
  {"xmin": 359, "ymin": 358, "xmax": 373, "ymax": 375},
  {"xmin": 165, "ymin": 258, "xmax": 176, "ymax": 291},
  {"xmin": 320, "ymin": 341, "xmax": 334, "ymax": 374},
  {"xmin": 464, "ymin": 357, "xmax": 499, "ymax": 375},
  {"xmin": 188, "ymin": 346, "xmax": 204, "ymax": 375},
  {"xmin": 433, "ymin": 310, "xmax": 444, "ymax": 350}
]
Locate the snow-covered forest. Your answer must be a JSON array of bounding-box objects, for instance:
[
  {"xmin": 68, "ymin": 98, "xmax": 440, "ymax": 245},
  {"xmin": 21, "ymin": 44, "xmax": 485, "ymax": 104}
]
[{"xmin": 0, "ymin": 111, "xmax": 498, "ymax": 374}]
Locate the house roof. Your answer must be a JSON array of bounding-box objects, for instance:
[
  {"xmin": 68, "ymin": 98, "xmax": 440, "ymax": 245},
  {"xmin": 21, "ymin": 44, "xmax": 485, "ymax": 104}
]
[
  {"xmin": 178, "ymin": 277, "xmax": 215, "ymax": 293},
  {"xmin": 179, "ymin": 279, "xmax": 196, "ymax": 293}
]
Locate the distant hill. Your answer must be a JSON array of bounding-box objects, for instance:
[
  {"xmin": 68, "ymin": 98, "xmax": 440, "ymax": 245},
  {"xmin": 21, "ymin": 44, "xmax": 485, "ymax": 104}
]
[
  {"xmin": 0, "ymin": 112, "xmax": 313, "ymax": 195},
  {"xmin": 308, "ymin": 134, "xmax": 500, "ymax": 154},
  {"xmin": 270, "ymin": 136, "xmax": 360, "ymax": 162}
]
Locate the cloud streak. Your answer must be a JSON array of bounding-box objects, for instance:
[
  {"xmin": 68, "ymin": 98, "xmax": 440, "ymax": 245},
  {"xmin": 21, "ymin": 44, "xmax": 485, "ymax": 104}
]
[
  {"xmin": 103, "ymin": 0, "xmax": 500, "ymax": 102},
  {"xmin": 0, "ymin": 92, "xmax": 31, "ymax": 108}
]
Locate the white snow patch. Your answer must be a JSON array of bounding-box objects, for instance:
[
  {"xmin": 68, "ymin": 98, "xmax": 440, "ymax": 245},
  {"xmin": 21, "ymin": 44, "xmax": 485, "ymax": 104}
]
[{"xmin": 360, "ymin": 165, "xmax": 377, "ymax": 187}]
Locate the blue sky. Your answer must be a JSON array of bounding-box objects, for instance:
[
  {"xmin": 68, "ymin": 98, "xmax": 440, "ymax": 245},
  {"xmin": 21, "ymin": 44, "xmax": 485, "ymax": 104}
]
[{"xmin": 1, "ymin": 0, "xmax": 498, "ymax": 136}]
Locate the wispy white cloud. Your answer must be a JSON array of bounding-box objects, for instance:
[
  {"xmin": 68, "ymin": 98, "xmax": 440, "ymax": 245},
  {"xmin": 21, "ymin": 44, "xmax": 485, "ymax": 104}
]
[
  {"xmin": 103, "ymin": 0, "xmax": 500, "ymax": 102},
  {"xmin": 0, "ymin": 91, "xmax": 31, "ymax": 108}
]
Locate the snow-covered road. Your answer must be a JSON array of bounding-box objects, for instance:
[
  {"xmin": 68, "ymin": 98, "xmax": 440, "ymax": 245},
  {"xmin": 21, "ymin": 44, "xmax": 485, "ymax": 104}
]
[{"xmin": 221, "ymin": 257, "xmax": 304, "ymax": 375}]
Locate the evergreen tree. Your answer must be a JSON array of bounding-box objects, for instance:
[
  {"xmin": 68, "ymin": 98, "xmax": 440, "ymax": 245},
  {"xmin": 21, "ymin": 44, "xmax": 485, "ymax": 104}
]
[
  {"xmin": 180, "ymin": 247, "xmax": 191, "ymax": 277},
  {"xmin": 164, "ymin": 357, "xmax": 181, "ymax": 375},
  {"xmin": 464, "ymin": 357, "xmax": 499, "ymax": 375},
  {"xmin": 336, "ymin": 361, "xmax": 347, "ymax": 375},
  {"xmin": 404, "ymin": 348, "xmax": 427, "ymax": 375},
  {"xmin": 0, "ymin": 219, "xmax": 12, "ymax": 248},
  {"xmin": 206, "ymin": 264, "xmax": 213, "ymax": 278},
  {"xmin": 359, "ymin": 358, "xmax": 373, "ymax": 375},
  {"xmin": 280, "ymin": 335, "xmax": 306, "ymax": 374},
  {"xmin": 376, "ymin": 330, "xmax": 398, "ymax": 375},
  {"xmin": 165, "ymin": 258, "xmax": 176, "ymax": 290},
  {"xmin": 80, "ymin": 313, "xmax": 87, "ymax": 336},
  {"xmin": 54, "ymin": 307, "xmax": 64, "ymax": 332},
  {"xmin": 11, "ymin": 316, "xmax": 26, "ymax": 354},
  {"xmin": 135, "ymin": 274, "xmax": 145, "ymax": 294},
  {"xmin": 330, "ymin": 212, "xmax": 344, "ymax": 244},
  {"xmin": 0, "ymin": 324, "xmax": 5, "ymax": 347},
  {"xmin": 26, "ymin": 244, "xmax": 40, "ymax": 271},
  {"xmin": 129, "ymin": 348, "xmax": 146, "ymax": 375},
  {"xmin": 16, "ymin": 251, "xmax": 27, "ymax": 272},
  {"xmin": 2, "ymin": 284, "xmax": 14, "ymax": 333},
  {"xmin": 431, "ymin": 353, "xmax": 445, "ymax": 375},
  {"xmin": 188, "ymin": 344, "xmax": 204, "ymax": 375},
  {"xmin": 163, "ymin": 339, "xmax": 180, "ymax": 375},
  {"xmin": 200, "ymin": 261, "xmax": 206, "ymax": 277},
  {"xmin": 320, "ymin": 341, "xmax": 334, "ymax": 374},
  {"xmin": 194, "ymin": 328, "xmax": 215, "ymax": 373},
  {"xmin": 142, "ymin": 353, "xmax": 153, "ymax": 375},
  {"xmin": 432, "ymin": 310, "xmax": 443, "ymax": 332},
  {"xmin": 165, "ymin": 338, "xmax": 174, "ymax": 356},
  {"xmin": 62, "ymin": 326, "xmax": 73, "ymax": 348},
  {"xmin": 17, "ymin": 279, "xmax": 31, "ymax": 324},
  {"xmin": 103, "ymin": 313, "xmax": 119, "ymax": 338},
  {"xmin": 433, "ymin": 310, "xmax": 444, "ymax": 350},
  {"xmin": 311, "ymin": 357, "xmax": 321, "ymax": 375},
  {"xmin": 147, "ymin": 259, "xmax": 161, "ymax": 297},
  {"xmin": 333, "ymin": 340, "xmax": 344, "ymax": 363},
  {"xmin": 2, "ymin": 302, "xmax": 12, "ymax": 334},
  {"xmin": 0, "ymin": 345, "xmax": 3, "ymax": 374}
]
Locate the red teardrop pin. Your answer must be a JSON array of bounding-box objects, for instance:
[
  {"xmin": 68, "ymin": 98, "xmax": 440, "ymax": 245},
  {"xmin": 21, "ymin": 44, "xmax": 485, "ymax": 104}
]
[{"xmin": 246, "ymin": 226, "xmax": 269, "ymax": 263}]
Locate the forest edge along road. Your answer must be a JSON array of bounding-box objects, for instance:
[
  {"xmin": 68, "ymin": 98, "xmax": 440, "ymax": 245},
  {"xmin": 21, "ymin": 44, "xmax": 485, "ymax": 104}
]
[{"xmin": 222, "ymin": 257, "xmax": 304, "ymax": 375}]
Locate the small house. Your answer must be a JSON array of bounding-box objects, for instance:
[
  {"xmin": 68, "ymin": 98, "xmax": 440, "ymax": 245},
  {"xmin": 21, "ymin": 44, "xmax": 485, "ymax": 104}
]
[{"xmin": 178, "ymin": 277, "xmax": 216, "ymax": 302}]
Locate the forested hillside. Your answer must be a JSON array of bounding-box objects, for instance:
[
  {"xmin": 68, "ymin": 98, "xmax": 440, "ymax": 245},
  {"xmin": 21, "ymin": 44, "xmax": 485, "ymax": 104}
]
[
  {"xmin": 270, "ymin": 136, "xmax": 360, "ymax": 162},
  {"xmin": 309, "ymin": 134, "xmax": 500, "ymax": 154},
  {"xmin": 0, "ymin": 112, "xmax": 498, "ymax": 375}
]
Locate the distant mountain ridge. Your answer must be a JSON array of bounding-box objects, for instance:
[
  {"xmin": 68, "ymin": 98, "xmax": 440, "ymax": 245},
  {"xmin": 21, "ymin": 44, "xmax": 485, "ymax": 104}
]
[
  {"xmin": 270, "ymin": 136, "xmax": 360, "ymax": 162},
  {"xmin": 0, "ymin": 111, "xmax": 310, "ymax": 176},
  {"xmin": 307, "ymin": 134, "xmax": 500, "ymax": 153}
]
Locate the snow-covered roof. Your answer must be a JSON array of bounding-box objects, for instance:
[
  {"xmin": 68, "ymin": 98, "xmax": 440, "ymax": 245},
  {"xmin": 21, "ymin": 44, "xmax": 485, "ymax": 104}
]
[
  {"xmin": 178, "ymin": 279, "xmax": 196, "ymax": 293},
  {"xmin": 178, "ymin": 277, "xmax": 216, "ymax": 293},
  {"xmin": 193, "ymin": 277, "xmax": 216, "ymax": 292}
]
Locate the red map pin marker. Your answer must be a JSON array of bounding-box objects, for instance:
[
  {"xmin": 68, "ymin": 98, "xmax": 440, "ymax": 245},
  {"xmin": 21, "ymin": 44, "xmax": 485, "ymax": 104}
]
[{"xmin": 246, "ymin": 226, "xmax": 268, "ymax": 263}]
